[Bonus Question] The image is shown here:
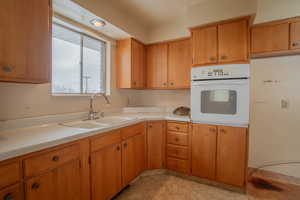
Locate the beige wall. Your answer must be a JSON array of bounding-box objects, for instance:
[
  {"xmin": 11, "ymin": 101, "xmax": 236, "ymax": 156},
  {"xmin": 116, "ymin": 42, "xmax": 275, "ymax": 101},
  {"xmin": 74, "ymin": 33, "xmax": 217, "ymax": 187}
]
[
  {"xmin": 0, "ymin": 45, "xmax": 131, "ymax": 121},
  {"xmin": 128, "ymin": 90, "xmax": 190, "ymax": 107}
]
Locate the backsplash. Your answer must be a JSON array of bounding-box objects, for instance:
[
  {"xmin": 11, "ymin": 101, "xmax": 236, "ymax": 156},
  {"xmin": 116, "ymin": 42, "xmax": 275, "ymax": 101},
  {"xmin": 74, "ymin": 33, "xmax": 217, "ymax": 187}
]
[{"xmin": 127, "ymin": 89, "xmax": 190, "ymax": 107}]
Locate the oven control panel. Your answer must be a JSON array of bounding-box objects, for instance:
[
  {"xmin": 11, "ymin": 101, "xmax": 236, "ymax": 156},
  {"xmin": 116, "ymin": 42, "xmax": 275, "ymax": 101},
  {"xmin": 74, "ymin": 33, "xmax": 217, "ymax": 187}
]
[{"xmin": 192, "ymin": 64, "xmax": 250, "ymax": 80}]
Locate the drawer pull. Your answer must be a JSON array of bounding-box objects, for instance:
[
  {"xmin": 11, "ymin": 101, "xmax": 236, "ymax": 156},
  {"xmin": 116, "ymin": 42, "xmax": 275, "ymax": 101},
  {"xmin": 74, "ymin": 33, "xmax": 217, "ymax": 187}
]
[
  {"xmin": 116, "ymin": 146, "xmax": 120, "ymax": 151},
  {"xmin": 175, "ymin": 126, "xmax": 180, "ymax": 130},
  {"xmin": 221, "ymin": 56, "xmax": 228, "ymax": 60},
  {"xmin": 175, "ymin": 138, "xmax": 179, "ymax": 142},
  {"xmin": 209, "ymin": 57, "xmax": 216, "ymax": 61},
  {"xmin": 123, "ymin": 143, "xmax": 127, "ymax": 148},
  {"xmin": 148, "ymin": 125, "xmax": 153, "ymax": 128},
  {"xmin": 2, "ymin": 66, "xmax": 13, "ymax": 72},
  {"xmin": 4, "ymin": 193, "xmax": 14, "ymax": 200},
  {"xmin": 31, "ymin": 183, "xmax": 40, "ymax": 190},
  {"xmin": 52, "ymin": 156, "xmax": 60, "ymax": 162}
]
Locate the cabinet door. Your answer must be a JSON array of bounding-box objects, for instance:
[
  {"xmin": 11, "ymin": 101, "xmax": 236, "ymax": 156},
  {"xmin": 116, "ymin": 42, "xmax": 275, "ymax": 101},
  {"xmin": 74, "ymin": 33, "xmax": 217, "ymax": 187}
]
[
  {"xmin": 168, "ymin": 39, "xmax": 192, "ymax": 88},
  {"xmin": 146, "ymin": 44, "xmax": 168, "ymax": 88},
  {"xmin": 251, "ymin": 23, "xmax": 289, "ymax": 53},
  {"xmin": 132, "ymin": 40, "xmax": 146, "ymax": 88},
  {"xmin": 192, "ymin": 26, "xmax": 218, "ymax": 66},
  {"xmin": 191, "ymin": 124, "xmax": 217, "ymax": 180},
  {"xmin": 122, "ymin": 133, "xmax": 146, "ymax": 186},
  {"xmin": 216, "ymin": 126, "xmax": 247, "ymax": 187},
  {"xmin": 91, "ymin": 143, "xmax": 122, "ymax": 200},
  {"xmin": 218, "ymin": 20, "xmax": 249, "ymax": 63},
  {"xmin": 26, "ymin": 161, "xmax": 81, "ymax": 200},
  {"xmin": 147, "ymin": 121, "xmax": 166, "ymax": 169},
  {"xmin": 0, "ymin": 0, "xmax": 51, "ymax": 83},
  {"xmin": 290, "ymin": 21, "xmax": 300, "ymax": 50}
]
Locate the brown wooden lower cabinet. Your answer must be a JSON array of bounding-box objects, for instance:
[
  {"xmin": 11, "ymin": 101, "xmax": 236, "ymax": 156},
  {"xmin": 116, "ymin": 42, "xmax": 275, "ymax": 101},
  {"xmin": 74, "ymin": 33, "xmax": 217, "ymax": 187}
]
[
  {"xmin": 122, "ymin": 132, "xmax": 146, "ymax": 186},
  {"xmin": 25, "ymin": 160, "xmax": 81, "ymax": 200},
  {"xmin": 147, "ymin": 121, "xmax": 166, "ymax": 169},
  {"xmin": 191, "ymin": 123, "xmax": 248, "ymax": 187},
  {"xmin": 216, "ymin": 126, "xmax": 247, "ymax": 187},
  {"xmin": 0, "ymin": 121, "xmax": 249, "ymax": 200},
  {"xmin": 191, "ymin": 124, "xmax": 217, "ymax": 180},
  {"xmin": 91, "ymin": 143, "xmax": 122, "ymax": 200}
]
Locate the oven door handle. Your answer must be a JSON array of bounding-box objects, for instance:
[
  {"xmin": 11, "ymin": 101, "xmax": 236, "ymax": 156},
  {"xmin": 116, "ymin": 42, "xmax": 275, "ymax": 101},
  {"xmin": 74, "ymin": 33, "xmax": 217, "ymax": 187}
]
[{"xmin": 192, "ymin": 80, "xmax": 249, "ymax": 86}]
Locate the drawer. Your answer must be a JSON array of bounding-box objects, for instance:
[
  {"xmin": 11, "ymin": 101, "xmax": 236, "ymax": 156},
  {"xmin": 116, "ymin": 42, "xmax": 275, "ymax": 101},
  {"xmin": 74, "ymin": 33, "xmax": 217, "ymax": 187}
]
[
  {"xmin": 91, "ymin": 130, "xmax": 121, "ymax": 152},
  {"xmin": 167, "ymin": 132, "xmax": 188, "ymax": 146},
  {"xmin": 0, "ymin": 162, "xmax": 21, "ymax": 189},
  {"xmin": 24, "ymin": 144, "xmax": 80, "ymax": 177},
  {"xmin": 121, "ymin": 122, "xmax": 146, "ymax": 139},
  {"xmin": 166, "ymin": 145, "xmax": 189, "ymax": 160},
  {"xmin": 167, "ymin": 122, "xmax": 188, "ymax": 133},
  {"xmin": 0, "ymin": 184, "xmax": 22, "ymax": 200},
  {"xmin": 167, "ymin": 157, "xmax": 189, "ymax": 174}
]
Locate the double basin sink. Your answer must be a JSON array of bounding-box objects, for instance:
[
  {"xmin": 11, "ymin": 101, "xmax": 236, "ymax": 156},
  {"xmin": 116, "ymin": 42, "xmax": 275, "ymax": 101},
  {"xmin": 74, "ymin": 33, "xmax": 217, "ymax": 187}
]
[{"xmin": 60, "ymin": 116, "xmax": 138, "ymax": 129}]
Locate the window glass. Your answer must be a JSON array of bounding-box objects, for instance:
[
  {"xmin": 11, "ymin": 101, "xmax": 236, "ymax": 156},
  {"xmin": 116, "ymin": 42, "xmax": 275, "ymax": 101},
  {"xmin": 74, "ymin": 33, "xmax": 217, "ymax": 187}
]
[
  {"xmin": 52, "ymin": 24, "xmax": 106, "ymax": 95},
  {"xmin": 201, "ymin": 90, "xmax": 237, "ymax": 114}
]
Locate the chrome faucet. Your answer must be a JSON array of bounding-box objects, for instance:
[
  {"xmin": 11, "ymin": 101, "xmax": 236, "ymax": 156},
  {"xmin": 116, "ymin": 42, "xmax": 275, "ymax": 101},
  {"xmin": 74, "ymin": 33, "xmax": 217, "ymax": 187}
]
[{"xmin": 87, "ymin": 94, "xmax": 111, "ymax": 120}]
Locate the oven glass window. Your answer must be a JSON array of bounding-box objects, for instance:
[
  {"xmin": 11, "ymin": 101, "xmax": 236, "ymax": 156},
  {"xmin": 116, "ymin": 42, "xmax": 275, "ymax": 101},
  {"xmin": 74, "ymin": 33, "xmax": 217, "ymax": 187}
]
[{"xmin": 201, "ymin": 90, "xmax": 237, "ymax": 114}]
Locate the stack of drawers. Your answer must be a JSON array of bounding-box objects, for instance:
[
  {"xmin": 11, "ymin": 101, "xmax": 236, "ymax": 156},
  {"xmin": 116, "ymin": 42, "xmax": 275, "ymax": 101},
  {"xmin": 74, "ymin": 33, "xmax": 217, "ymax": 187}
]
[
  {"xmin": 0, "ymin": 161, "xmax": 22, "ymax": 200},
  {"xmin": 166, "ymin": 121, "xmax": 190, "ymax": 174}
]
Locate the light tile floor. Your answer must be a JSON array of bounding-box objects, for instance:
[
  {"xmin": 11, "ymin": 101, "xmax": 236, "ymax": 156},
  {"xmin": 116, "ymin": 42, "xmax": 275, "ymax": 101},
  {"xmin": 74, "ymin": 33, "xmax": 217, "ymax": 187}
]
[{"xmin": 115, "ymin": 174, "xmax": 249, "ymax": 200}]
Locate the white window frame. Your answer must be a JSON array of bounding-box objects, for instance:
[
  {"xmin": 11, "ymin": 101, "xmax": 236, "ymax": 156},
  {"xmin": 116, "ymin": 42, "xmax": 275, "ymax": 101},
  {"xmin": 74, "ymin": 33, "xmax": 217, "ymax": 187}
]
[{"xmin": 51, "ymin": 21, "xmax": 111, "ymax": 96}]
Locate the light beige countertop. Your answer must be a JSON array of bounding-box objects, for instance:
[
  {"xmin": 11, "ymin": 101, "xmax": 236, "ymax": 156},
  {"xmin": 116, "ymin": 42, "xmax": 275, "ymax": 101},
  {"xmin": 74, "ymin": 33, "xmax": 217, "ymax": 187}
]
[{"xmin": 0, "ymin": 112, "xmax": 190, "ymax": 162}]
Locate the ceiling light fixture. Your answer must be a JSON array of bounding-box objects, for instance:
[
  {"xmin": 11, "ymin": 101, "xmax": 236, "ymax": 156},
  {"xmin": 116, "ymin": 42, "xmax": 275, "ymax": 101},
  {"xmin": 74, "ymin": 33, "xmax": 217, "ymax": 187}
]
[{"xmin": 90, "ymin": 19, "xmax": 106, "ymax": 27}]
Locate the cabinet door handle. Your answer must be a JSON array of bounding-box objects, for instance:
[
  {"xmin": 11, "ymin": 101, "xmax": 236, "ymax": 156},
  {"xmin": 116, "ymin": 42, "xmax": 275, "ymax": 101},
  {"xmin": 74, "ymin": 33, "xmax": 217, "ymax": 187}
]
[
  {"xmin": 221, "ymin": 56, "xmax": 228, "ymax": 60},
  {"xmin": 148, "ymin": 125, "xmax": 153, "ymax": 128},
  {"xmin": 52, "ymin": 155, "xmax": 60, "ymax": 162},
  {"xmin": 175, "ymin": 138, "xmax": 179, "ymax": 142},
  {"xmin": 4, "ymin": 193, "xmax": 14, "ymax": 200},
  {"xmin": 170, "ymin": 82, "xmax": 174, "ymax": 86},
  {"xmin": 31, "ymin": 183, "xmax": 40, "ymax": 190},
  {"xmin": 163, "ymin": 83, "xmax": 167, "ymax": 86},
  {"xmin": 292, "ymin": 42, "xmax": 299, "ymax": 47},
  {"xmin": 133, "ymin": 81, "xmax": 137, "ymax": 86},
  {"xmin": 116, "ymin": 146, "xmax": 120, "ymax": 151},
  {"xmin": 123, "ymin": 143, "xmax": 127, "ymax": 148},
  {"xmin": 220, "ymin": 129, "xmax": 226, "ymax": 134},
  {"xmin": 2, "ymin": 66, "xmax": 13, "ymax": 72},
  {"xmin": 209, "ymin": 128, "xmax": 216, "ymax": 132},
  {"xmin": 175, "ymin": 126, "xmax": 180, "ymax": 130},
  {"xmin": 209, "ymin": 57, "xmax": 216, "ymax": 62}
]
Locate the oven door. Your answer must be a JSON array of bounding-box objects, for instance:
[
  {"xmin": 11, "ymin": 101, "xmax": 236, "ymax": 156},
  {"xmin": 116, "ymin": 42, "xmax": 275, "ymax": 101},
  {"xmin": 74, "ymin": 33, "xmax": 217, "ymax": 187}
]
[{"xmin": 191, "ymin": 79, "xmax": 249, "ymax": 126}]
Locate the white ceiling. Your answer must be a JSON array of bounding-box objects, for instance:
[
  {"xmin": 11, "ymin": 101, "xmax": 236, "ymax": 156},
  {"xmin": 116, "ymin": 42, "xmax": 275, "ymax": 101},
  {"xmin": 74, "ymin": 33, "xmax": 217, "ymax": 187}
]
[
  {"xmin": 53, "ymin": 0, "xmax": 131, "ymax": 40},
  {"xmin": 108, "ymin": 0, "xmax": 209, "ymax": 28}
]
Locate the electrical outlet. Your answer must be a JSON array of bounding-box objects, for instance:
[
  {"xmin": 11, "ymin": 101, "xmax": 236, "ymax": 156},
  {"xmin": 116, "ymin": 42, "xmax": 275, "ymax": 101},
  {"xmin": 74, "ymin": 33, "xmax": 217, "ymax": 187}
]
[{"xmin": 281, "ymin": 99, "xmax": 289, "ymax": 109}]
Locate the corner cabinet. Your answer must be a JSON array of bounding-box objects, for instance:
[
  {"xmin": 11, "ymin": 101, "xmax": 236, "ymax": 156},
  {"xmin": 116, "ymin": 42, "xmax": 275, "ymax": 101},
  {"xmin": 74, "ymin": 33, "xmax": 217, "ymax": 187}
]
[
  {"xmin": 146, "ymin": 39, "xmax": 191, "ymax": 89},
  {"xmin": 146, "ymin": 43, "xmax": 168, "ymax": 89},
  {"xmin": 0, "ymin": 0, "xmax": 52, "ymax": 83},
  {"xmin": 191, "ymin": 16, "xmax": 250, "ymax": 66},
  {"xmin": 116, "ymin": 38, "xmax": 146, "ymax": 89}
]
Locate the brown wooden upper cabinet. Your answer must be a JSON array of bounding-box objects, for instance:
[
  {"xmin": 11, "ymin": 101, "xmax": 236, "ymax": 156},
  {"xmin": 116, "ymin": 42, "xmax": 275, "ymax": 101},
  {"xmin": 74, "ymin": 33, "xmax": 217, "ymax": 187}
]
[
  {"xmin": 0, "ymin": 0, "xmax": 52, "ymax": 83},
  {"xmin": 146, "ymin": 39, "xmax": 191, "ymax": 89},
  {"xmin": 146, "ymin": 43, "xmax": 168, "ymax": 89},
  {"xmin": 191, "ymin": 17, "xmax": 250, "ymax": 66},
  {"xmin": 168, "ymin": 39, "xmax": 191, "ymax": 88},
  {"xmin": 290, "ymin": 21, "xmax": 300, "ymax": 50},
  {"xmin": 251, "ymin": 23, "xmax": 289, "ymax": 54},
  {"xmin": 116, "ymin": 38, "xmax": 146, "ymax": 89},
  {"xmin": 251, "ymin": 17, "xmax": 300, "ymax": 57}
]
